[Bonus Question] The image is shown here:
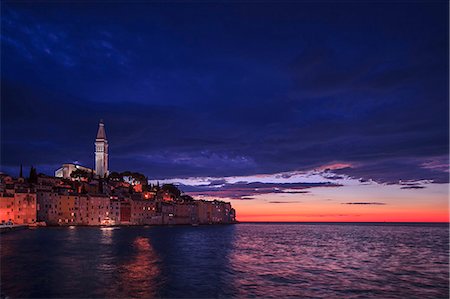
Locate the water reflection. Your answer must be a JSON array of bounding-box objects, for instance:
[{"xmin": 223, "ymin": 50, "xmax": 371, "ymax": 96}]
[
  {"xmin": 114, "ymin": 237, "xmax": 161, "ymax": 298},
  {"xmin": 99, "ymin": 226, "xmax": 118, "ymax": 245},
  {"xmin": 1, "ymin": 224, "xmax": 448, "ymax": 299},
  {"xmin": 148, "ymin": 225, "xmax": 237, "ymax": 298}
]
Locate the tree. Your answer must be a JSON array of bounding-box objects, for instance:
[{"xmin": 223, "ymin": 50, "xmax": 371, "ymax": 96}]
[
  {"xmin": 80, "ymin": 184, "xmax": 87, "ymax": 194},
  {"xmin": 98, "ymin": 178, "xmax": 104, "ymax": 194},
  {"xmin": 28, "ymin": 166, "xmax": 38, "ymax": 184},
  {"xmin": 70, "ymin": 169, "xmax": 90, "ymax": 180},
  {"xmin": 108, "ymin": 172, "xmax": 123, "ymax": 182},
  {"xmin": 180, "ymin": 194, "xmax": 194, "ymax": 202},
  {"xmin": 161, "ymin": 184, "xmax": 181, "ymax": 198}
]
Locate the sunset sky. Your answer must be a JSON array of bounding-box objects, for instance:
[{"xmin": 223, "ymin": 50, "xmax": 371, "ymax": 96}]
[{"xmin": 1, "ymin": 2, "xmax": 448, "ymax": 222}]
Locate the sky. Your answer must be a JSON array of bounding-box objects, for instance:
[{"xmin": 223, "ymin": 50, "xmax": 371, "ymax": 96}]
[{"xmin": 1, "ymin": 1, "xmax": 449, "ymax": 222}]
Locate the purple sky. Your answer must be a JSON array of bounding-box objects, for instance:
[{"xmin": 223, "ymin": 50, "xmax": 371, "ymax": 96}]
[{"xmin": 1, "ymin": 2, "xmax": 448, "ymax": 218}]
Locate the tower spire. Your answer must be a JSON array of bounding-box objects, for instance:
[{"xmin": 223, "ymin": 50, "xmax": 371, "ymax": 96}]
[
  {"xmin": 96, "ymin": 119, "xmax": 107, "ymax": 140},
  {"xmin": 95, "ymin": 120, "xmax": 109, "ymax": 178}
]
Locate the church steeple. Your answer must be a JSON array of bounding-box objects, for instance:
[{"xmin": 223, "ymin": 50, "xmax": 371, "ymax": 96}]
[
  {"xmin": 95, "ymin": 120, "xmax": 109, "ymax": 178},
  {"xmin": 96, "ymin": 119, "xmax": 107, "ymax": 140}
]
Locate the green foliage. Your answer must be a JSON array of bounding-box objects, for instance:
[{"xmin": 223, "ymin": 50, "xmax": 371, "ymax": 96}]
[
  {"xmin": 28, "ymin": 166, "xmax": 38, "ymax": 184},
  {"xmin": 98, "ymin": 178, "xmax": 104, "ymax": 194},
  {"xmin": 80, "ymin": 184, "xmax": 88, "ymax": 194},
  {"xmin": 109, "ymin": 171, "xmax": 147, "ymax": 185},
  {"xmin": 161, "ymin": 184, "xmax": 181, "ymax": 197},
  {"xmin": 180, "ymin": 194, "xmax": 194, "ymax": 201},
  {"xmin": 108, "ymin": 171, "xmax": 123, "ymax": 182}
]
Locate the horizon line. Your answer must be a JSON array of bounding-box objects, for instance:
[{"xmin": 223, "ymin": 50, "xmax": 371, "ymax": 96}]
[{"xmin": 237, "ymin": 221, "xmax": 449, "ymax": 224}]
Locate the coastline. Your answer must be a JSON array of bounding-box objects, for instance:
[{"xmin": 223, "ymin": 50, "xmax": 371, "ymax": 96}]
[{"xmin": 0, "ymin": 221, "xmax": 239, "ymax": 233}]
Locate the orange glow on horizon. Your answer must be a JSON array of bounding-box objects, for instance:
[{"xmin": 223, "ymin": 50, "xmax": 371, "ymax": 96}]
[
  {"xmin": 235, "ymin": 212, "xmax": 449, "ymax": 223},
  {"xmin": 227, "ymin": 185, "xmax": 449, "ymax": 223},
  {"xmin": 232, "ymin": 201, "xmax": 449, "ymax": 222}
]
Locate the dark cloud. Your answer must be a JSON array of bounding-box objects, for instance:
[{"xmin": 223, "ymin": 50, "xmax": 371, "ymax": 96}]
[
  {"xmin": 180, "ymin": 182, "xmax": 340, "ymax": 200},
  {"xmin": 207, "ymin": 179, "xmax": 227, "ymax": 186},
  {"xmin": 400, "ymin": 186, "xmax": 426, "ymax": 190},
  {"xmin": 283, "ymin": 191, "xmax": 310, "ymax": 194},
  {"xmin": 268, "ymin": 201, "xmax": 302, "ymax": 204},
  {"xmin": 240, "ymin": 197, "xmax": 256, "ymax": 200},
  {"xmin": 323, "ymin": 173, "xmax": 345, "ymax": 180},
  {"xmin": 1, "ymin": 2, "xmax": 448, "ymax": 186},
  {"xmin": 335, "ymin": 158, "xmax": 448, "ymax": 184}
]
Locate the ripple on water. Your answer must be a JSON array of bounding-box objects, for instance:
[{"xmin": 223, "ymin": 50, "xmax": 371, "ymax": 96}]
[{"xmin": 1, "ymin": 223, "xmax": 448, "ymax": 298}]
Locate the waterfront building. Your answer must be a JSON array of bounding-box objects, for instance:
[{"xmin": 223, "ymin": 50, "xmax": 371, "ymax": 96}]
[
  {"xmin": 86, "ymin": 194, "xmax": 111, "ymax": 225},
  {"xmin": 95, "ymin": 120, "xmax": 109, "ymax": 178},
  {"xmin": 0, "ymin": 193, "xmax": 15, "ymax": 224},
  {"xmin": 109, "ymin": 198, "xmax": 121, "ymax": 224},
  {"xmin": 0, "ymin": 175, "xmax": 37, "ymax": 225},
  {"xmin": 130, "ymin": 199, "xmax": 157, "ymax": 225},
  {"xmin": 119, "ymin": 200, "xmax": 132, "ymax": 223},
  {"xmin": 197, "ymin": 200, "xmax": 213, "ymax": 224},
  {"xmin": 0, "ymin": 192, "xmax": 37, "ymax": 225},
  {"xmin": 12, "ymin": 191, "xmax": 37, "ymax": 225},
  {"xmin": 37, "ymin": 193, "xmax": 112, "ymax": 225},
  {"xmin": 1, "ymin": 121, "xmax": 236, "ymax": 227},
  {"xmin": 174, "ymin": 202, "xmax": 198, "ymax": 224},
  {"xmin": 37, "ymin": 193, "xmax": 82, "ymax": 225},
  {"xmin": 33, "ymin": 186, "xmax": 236, "ymax": 226}
]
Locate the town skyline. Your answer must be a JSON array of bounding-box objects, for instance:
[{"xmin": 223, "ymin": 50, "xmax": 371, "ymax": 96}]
[
  {"xmin": 2, "ymin": 2, "xmax": 448, "ymax": 222},
  {"xmin": 3, "ymin": 117, "xmax": 448, "ymax": 222}
]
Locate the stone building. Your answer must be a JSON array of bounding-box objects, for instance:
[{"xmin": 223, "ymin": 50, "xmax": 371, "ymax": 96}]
[
  {"xmin": 36, "ymin": 193, "xmax": 111, "ymax": 225},
  {"xmin": 37, "ymin": 193, "xmax": 85, "ymax": 225},
  {"xmin": 86, "ymin": 195, "xmax": 110, "ymax": 225},
  {"xmin": 12, "ymin": 191, "xmax": 37, "ymax": 225},
  {"xmin": 0, "ymin": 175, "xmax": 37, "ymax": 225},
  {"xmin": 95, "ymin": 120, "xmax": 109, "ymax": 178},
  {"xmin": 55, "ymin": 164, "xmax": 94, "ymax": 179},
  {"xmin": 130, "ymin": 199, "xmax": 157, "ymax": 225},
  {"xmin": 0, "ymin": 193, "xmax": 15, "ymax": 224}
]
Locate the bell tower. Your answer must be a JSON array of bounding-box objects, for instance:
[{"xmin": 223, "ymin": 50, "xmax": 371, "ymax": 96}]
[{"xmin": 95, "ymin": 120, "xmax": 108, "ymax": 178}]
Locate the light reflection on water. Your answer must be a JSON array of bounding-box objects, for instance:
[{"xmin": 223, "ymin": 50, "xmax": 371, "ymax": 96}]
[
  {"xmin": 114, "ymin": 237, "xmax": 161, "ymax": 298},
  {"xmin": 1, "ymin": 224, "xmax": 448, "ymax": 298},
  {"xmin": 99, "ymin": 226, "xmax": 117, "ymax": 245}
]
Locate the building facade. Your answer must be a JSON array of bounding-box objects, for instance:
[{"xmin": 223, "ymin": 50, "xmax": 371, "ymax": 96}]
[
  {"xmin": 0, "ymin": 121, "xmax": 237, "ymax": 227},
  {"xmin": 0, "ymin": 176, "xmax": 37, "ymax": 225}
]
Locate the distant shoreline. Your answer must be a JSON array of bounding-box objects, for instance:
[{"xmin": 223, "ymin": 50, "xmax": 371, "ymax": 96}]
[{"xmin": 0, "ymin": 222, "xmax": 238, "ymax": 232}]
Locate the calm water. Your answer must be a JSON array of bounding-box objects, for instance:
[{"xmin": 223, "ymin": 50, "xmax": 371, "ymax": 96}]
[{"xmin": 1, "ymin": 223, "xmax": 448, "ymax": 298}]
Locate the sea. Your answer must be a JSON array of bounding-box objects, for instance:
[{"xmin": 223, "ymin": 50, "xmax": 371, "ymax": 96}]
[{"xmin": 1, "ymin": 223, "xmax": 448, "ymax": 298}]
